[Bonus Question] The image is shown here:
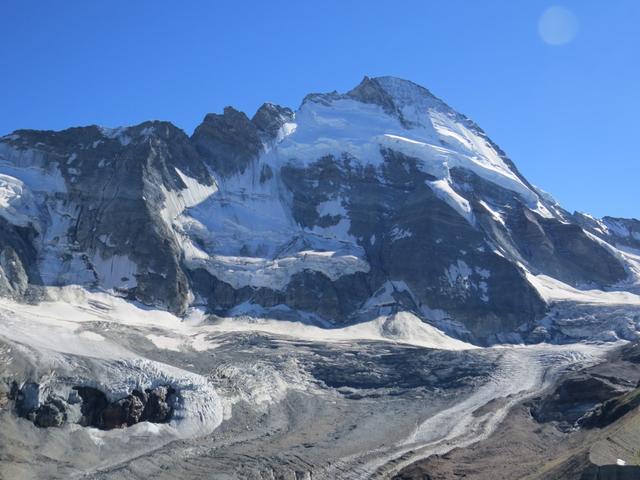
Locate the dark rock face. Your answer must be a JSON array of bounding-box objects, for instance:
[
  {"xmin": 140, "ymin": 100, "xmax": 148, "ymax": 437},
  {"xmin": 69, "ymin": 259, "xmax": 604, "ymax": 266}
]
[
  {"xmin": 190, "ymin": 266, "xmax": 371, "ymax": 322},
  {"xmin": 251, "ymin": 103, "xmax": 294, "ymax": 140},
  {"xmin": 530, "ymin": 343, "xmax": 640, "ymax": 431},
  {"xmin": 0, "ymin": 219, "xmax": 41, "ymax": 299},
  {"xmin": 191, "ymin": 107, "xmax": 263, "ymax": 177},
  {"xmin": 580, "ymin": 388, "xmax": 640, "ymax": 429},
  {"xmin": 451, "ymin": 168, "xmax": 628, "ymax": 289},
  {"xmin": 281, "ymin": 152, "xmax": 547, "ymax": 340},
  {"xmin": 12, "ymin": 383, "xmax": 175, "ymax": 430},
  {"xmin": 580, "ymin": 465, "xmax": 640, "ymax": 480},
  {"xmin": 74, "ymin": 386, "xmax": 108, "ymax": 427},
  {"xmin": 346, "ymin": 76, "xmax": 404, "ymax": 119},
  {"xmin": 530, "ymin": 375, "xmax": 626, "ymax": 430},
  {"xmin": 191, "ymin": 101, "xmax": 293, "ymax": 177},
  {"xmin": 285, "ymin": 271, "xmax": 371, "ymax": 321},
  {"xmin": 1, "ymin": 123, "xmax": 209, "ymax": 315},
  {"xmin": 13, "ymin": 382, "xmax": 42, "ymax": 416},
  {"xmin": 508, "ymin": 210, "xmax": 626, "ymax": 287}
]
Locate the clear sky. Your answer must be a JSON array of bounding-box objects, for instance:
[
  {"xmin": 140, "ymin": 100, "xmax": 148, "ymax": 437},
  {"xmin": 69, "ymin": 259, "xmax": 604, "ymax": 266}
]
[{"xmin": 1, "ymin": 1, "xmax": 638, "ymax": 218}]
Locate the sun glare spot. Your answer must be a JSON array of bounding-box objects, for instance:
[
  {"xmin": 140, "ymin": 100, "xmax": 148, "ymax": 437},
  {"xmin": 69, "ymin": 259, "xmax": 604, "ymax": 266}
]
[{"xmin": 538, "ymin": 6, "xmax": 578, "ymax": 46}]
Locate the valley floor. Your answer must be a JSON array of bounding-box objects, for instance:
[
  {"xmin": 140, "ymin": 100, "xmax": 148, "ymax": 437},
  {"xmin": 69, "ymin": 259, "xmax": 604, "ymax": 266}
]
[{"xmin": 0, "ymin": 288, "xmax": 634, "ymax": 479}]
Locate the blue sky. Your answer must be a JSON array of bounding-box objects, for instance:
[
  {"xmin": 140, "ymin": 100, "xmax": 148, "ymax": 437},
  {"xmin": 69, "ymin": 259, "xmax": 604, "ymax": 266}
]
[{"xmin": 1, "ymin": 1, "xmax": 638, "ymax": 218}]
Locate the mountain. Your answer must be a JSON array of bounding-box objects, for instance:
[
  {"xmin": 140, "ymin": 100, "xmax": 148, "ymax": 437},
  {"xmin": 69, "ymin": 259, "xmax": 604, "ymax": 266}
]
[
  {"xmin": 0, "ymin": 76, "xmax": 638, "ymax": 345},
  {"xmin": 2, "ymin": 76, "xmax": 640, "ymax": 480}
]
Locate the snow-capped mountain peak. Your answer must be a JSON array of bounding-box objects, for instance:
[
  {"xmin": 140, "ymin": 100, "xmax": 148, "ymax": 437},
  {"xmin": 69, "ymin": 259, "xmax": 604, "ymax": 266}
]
[{"xmin": 0, "ymin": 76, "xmax": 637, "ymax": 345}]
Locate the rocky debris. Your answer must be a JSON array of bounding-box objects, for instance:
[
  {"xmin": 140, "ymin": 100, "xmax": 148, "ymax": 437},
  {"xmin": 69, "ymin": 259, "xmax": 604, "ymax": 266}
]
[
  {"xmin": 392, "ymin": 343, "xmax": 640, "ymax": 480},
  {"xmin": 30, "ymin": 396, "xmax": 68, "ymax": 428},
  {"xmin": 11, "ymin": 382, "xmax": 176, "ymax": 429},
  {"xmin": 305, "ymin": 344, "xmax": 496, "ymax": 394},
  {"xmin": 143, "ymin": 385, "xmax": 174, "ymax": 423},
  {"xmin": 74, "ymin": 385, "xmax": 108, "ymax": 427},
  {"xmin": 12, "ymin": 381, "xmax": 72, "ymax": 427},
  {"xmin": 0, "ymin": 381, "xmax": 11, "ymax": 409},
  {"xmin": 529, "ymin": 374, "xmax": 631, "ymax": 431},
  {"xmin": 530, "ymin": 341, "xmax": 640, "ymax": 431},
  {"xmin": 100, "ymin": 391, "xmax": 146, "ymax": 429},
  {"xmin": 580, "ymin": 387, "xmax": 640, "ymax": 429}
]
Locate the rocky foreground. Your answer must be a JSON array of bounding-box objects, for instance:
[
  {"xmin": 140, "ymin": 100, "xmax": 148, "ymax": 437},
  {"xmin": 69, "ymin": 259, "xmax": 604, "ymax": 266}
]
[
  {"xmin": 393, "ymin": 342, "xmax": 640, "ymax": 480},
  {"xmin": 0, "ymin": 287, "xmax": 627, "ymax": 479}
]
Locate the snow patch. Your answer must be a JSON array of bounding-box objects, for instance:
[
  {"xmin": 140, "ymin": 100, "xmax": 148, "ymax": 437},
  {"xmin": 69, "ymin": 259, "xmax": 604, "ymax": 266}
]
[
  {"xmin": 390, "ymin": 225, "xmax": 413, "ymax": 241},
  {"xmin": 0, "ymin": 174, "xmax": 40, "ymax": 228},
  {"xmin": 187, "ymin": 250, "xmax": 369, "ymax": 291},
  {"xmin": 311, "ymin": 197, "xmax": 355, "ymax": 242},
  {"xmin": 429, "ymin": 179, "xmax": 474, "ymax": 224},
  {"xmin": 147, "ymin": 334, "xmax": 183, "ymax": 351},
  {"xmin": 445, "ymin": 260, "xmax": 473, "ymax": 288},
  {"xmin": 526, "ymin": 272, "xmax": 640, "ymax": 305},
  {"xmin": 160, "ymin": 168, "xmax": 218, "ymax": 225},
  {"xmin": 91, "ymin": 252, "xmax": 138, "ymax": 289},
  {"xmin": 479, "ymin": 200, "xmax": 506, "ymax": 227}
]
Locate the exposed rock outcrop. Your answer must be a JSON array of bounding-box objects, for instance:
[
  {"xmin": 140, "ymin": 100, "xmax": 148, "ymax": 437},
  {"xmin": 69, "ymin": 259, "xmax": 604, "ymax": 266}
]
[
  {"xmin": 11, "ymin": 382, "xmax": 176, "ymax": 430},
  {"xmin": 191, "ymin": 107, "xmax": 263, "ymax": 177}
]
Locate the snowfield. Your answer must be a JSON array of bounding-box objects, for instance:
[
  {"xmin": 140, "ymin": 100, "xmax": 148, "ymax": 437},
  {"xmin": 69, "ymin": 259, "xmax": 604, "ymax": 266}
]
[
  {"xmin": 526, "ymin": 272, "xmax": 640, "ymax": 306},
  {"xmin": 0, "ymin": 286, "xmax": 474, "ymax": 353}
]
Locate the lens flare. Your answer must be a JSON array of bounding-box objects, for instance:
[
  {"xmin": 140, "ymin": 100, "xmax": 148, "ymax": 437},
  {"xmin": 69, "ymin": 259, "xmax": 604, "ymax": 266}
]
[{"xmin": 538, "ymin": 6, "xmax": 578, "ymax": 46}]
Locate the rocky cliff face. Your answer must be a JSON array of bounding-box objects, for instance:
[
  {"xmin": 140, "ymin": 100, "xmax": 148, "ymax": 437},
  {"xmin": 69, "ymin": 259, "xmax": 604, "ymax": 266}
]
[{"xmin": 0, "ymin": 76, "xmax": 636, "ymax": 344}]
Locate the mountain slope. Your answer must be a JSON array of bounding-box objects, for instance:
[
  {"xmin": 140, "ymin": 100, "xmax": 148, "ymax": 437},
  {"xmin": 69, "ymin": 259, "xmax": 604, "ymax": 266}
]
[{"xmin": 0, "ymin": 76, "xmax": 637, "ymax": 344}]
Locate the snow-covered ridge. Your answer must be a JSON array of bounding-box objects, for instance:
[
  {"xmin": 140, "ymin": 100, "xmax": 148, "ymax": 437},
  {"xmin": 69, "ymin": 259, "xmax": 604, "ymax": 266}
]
[
  {"xmin": 0, "ymin": 285, "xmax": 474, "ymax": 356},
  {"xmin": 275, "ymin": 76, "xmax": 546, "ymax": 222},
  {"xmin": 526, "ymin": 272, "xmax": 640, "ymax": 306},
  {"xmin": 0, "ymin": 75, "xmax": 636, "ymax": 344}
]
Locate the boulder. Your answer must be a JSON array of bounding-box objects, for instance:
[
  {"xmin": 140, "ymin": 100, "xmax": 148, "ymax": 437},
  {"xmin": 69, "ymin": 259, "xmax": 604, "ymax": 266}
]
[
  {"xmin": 32, "ymin": 397, "xmax": 67, "ymax": 428},
  {"xmin": 74, "ymin": 386, "xmax": 108, "ymax": 427},
  {"xmin": 142, "ymin": 386, "xmax": 175, "ymax": 423},
  {"xmin": 101, "ymin": 393, "xmax": 145, "ymax": 429}
]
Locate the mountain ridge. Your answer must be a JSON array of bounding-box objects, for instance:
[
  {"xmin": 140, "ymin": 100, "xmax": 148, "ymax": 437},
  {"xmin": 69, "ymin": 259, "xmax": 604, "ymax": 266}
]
[{"xmin": 0, "ymin": 76, "xmax": 638, "ymax": 345}]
